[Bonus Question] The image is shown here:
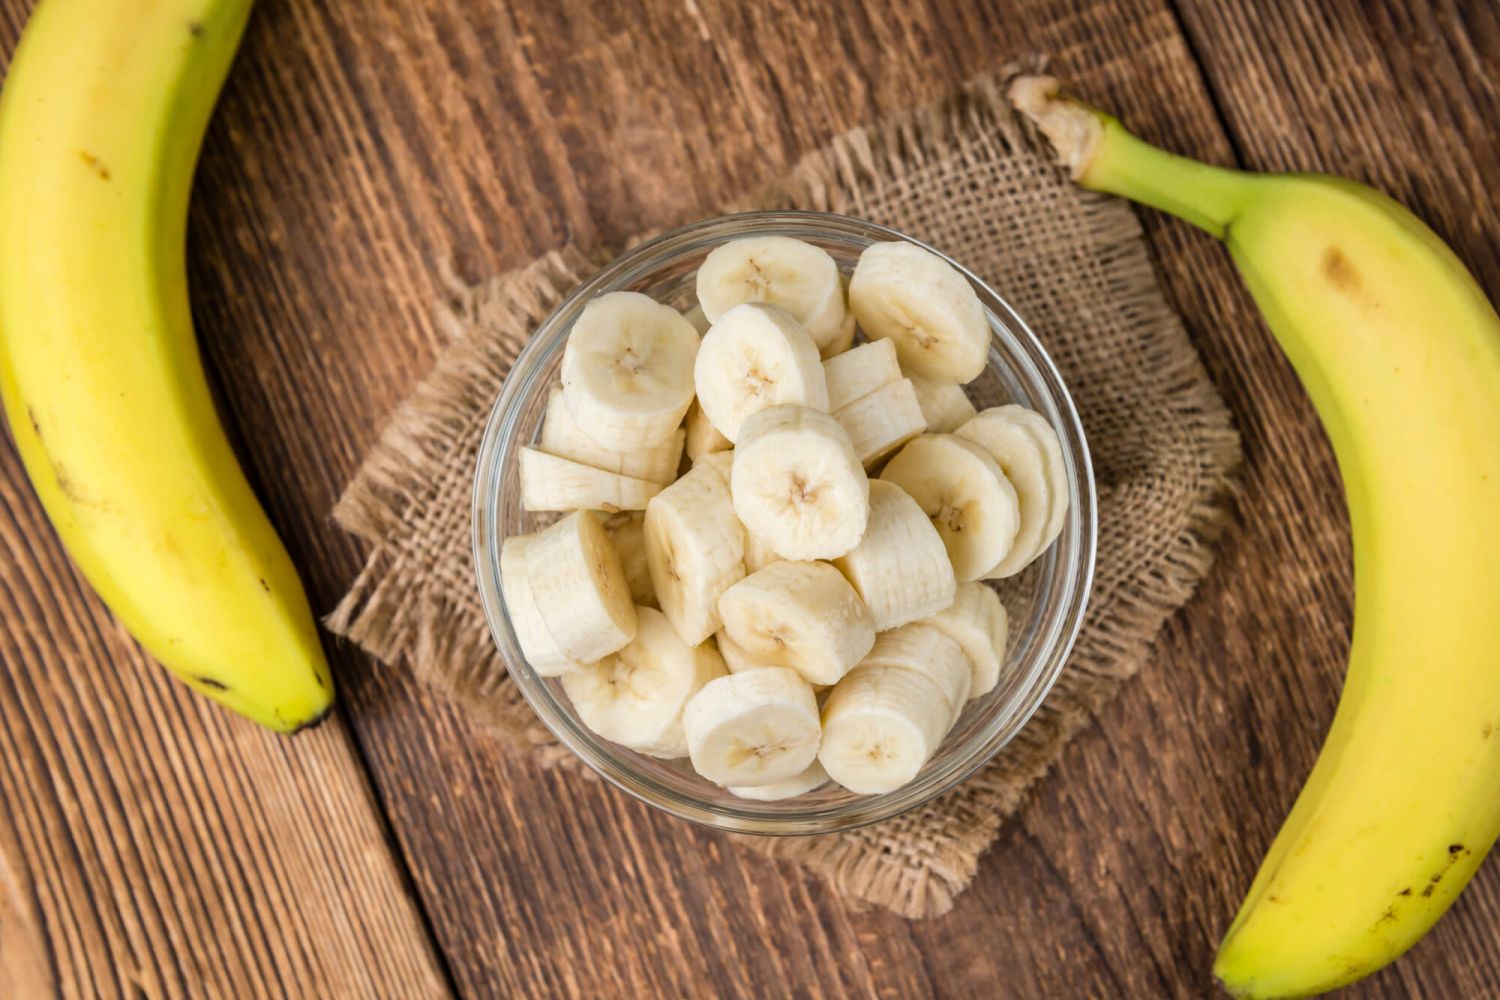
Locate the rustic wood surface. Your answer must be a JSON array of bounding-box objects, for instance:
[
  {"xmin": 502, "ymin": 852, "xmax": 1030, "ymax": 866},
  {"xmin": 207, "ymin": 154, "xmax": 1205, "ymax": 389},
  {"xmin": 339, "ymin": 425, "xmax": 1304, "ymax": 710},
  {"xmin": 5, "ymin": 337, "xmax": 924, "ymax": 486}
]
[{"xmin": 2, "ymin": 0, "xmax": 1498, "ymax": 996}]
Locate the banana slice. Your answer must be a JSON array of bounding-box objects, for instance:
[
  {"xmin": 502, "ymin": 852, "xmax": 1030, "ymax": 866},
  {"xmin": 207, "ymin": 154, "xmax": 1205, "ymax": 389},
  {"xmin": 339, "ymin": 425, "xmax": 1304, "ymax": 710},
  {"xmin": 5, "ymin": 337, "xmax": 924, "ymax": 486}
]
[
  {"xmin": 499, "ymin": 535, "xmax": 589, "ymax": 676},
  {"xmin": 880, "ymin": 434, "xmax": 1019, "ymax": 582},
  {"xmin": 990, "ymin": 405, "xmax": 1070, "ymax": 555},
  {"xmin": 519, "ymin": 447, "xmax": 663, "ymax": 512},
  {"xmin": 906, "ymin": 371, "xmax": 978, "ymax": 433},
  {"xmin": 683, "ymin": 303, "xmax": 712, "ymax": 335},
  {"xmin": 818, "ymin": 665, "xmax": 951, "ymax": 795},
  {"xmin": 693, "ymin": 303, "xmax": 829, "ymax": 443},
  {"xmin": 742, "ymin": 529, "xmax": 781, "ymax": 574},
  {"xmin": 833, "ymin": 480, "xmax": 956, "ymax": 630},
  {"xmin": 541, "ymin": 386, "xmax": 684, "ymax": 485},
  {"xmin": 603, "ymin": 511, "xmax": 656, "ymax": 608},
  {"xmin": 560, "ymin": 291, "xmax": 700, "ymax": 450},
  {"xmin": 859, "ymin": 622, "xmax": 971, "ymax": 726},
  {"xmin": 685, "ymin": 398, "xmax": 732, "ymax": 461},
  {"xmin": 731, "ymin": 405, "xmax": 870, "ymax": 561},
  {"xmin": 954, "ymin": 408, "xmax": 1052, "ymax": 576},
  {"xmin": 823, "ymin": 337, "xmax": 901, "ymax": 411},
  {"xmin": 832, "ymin": 377, "xmax": 927, "ymax": 470},
  {"xmin": 849, "ymin": 241, "xmax": 990, "ymax": 383},
  {"xmin": 714, "ymin": 628, "xmax": 764, "ymax": 673},
  {"xmin": 695, "ymin": 236, "xmax": 850, "ymax": 357},
  {"xmin": 824, "ymin": 285, "xmax": 858, "ymax": 357},
  {"xmin": 717, "ymin": 560, "xmax": 876, "ymax": 687},
  {"xmin": 526, "ymin": 511, "xmax": 638, "ymax": 662},
  {"xmin": 684, "ymin": 667, "xmax": 822, "ymax": 787},
  {"xmin": 561, "ymin": 606, "xmax": 726, "ymax": 759},
  {"xmin": 728, "ymin": 760, "xmax": 830, "ymax": 801},
  {"xmin": 923, "ymin": 581, "xmax": 1008, "ymax": 698},
  {"xmin": 644, "ymin": 461, "xmax": 746, "ymax": 645}
]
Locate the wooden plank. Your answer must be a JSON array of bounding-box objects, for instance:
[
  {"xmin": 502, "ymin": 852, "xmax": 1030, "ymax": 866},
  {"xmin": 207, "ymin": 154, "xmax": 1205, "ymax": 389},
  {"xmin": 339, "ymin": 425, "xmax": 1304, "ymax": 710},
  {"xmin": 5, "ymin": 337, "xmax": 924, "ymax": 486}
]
[{"xmin": 0, "ymin": 3, "xmax": 454, "ymax": 998}]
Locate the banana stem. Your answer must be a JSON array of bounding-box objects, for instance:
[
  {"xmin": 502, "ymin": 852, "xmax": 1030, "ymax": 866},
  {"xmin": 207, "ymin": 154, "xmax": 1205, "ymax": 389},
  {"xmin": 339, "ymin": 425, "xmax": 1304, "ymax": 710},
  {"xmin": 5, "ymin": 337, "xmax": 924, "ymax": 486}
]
[{"xmin": 1009, "ymin": 75, "xmax": 1256, "ymax": 239}]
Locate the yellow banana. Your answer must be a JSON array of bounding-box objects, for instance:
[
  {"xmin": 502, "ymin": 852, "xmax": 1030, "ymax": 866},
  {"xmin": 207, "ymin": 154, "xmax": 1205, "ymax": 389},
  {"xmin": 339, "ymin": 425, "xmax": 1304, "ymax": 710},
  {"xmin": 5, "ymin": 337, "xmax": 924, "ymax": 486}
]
[
  {"xmin": 1013, "ymin": 77, "xmax": 1500, "ymax": 997},
  {"xmin": 0, "ymin": 0, "xmax": 333, "ymax": 732}
]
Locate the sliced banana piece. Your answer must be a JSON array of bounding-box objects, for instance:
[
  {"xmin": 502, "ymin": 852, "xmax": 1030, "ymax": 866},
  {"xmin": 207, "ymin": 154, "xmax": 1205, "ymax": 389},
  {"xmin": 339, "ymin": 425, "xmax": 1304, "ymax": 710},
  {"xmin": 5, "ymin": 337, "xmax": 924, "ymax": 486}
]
[
  {"xmin": 685, "ymin": 398, "xmax": 732, "ymax": 461},
  {"xmin": 906, "ymin": 371, "xmax": 978, "ymax": 433},
  {"xmin": 693, "ymin": 303, "xmax": 829, "ymax": 442},
  {"xmin": 859, "ymin": 622, "xmax": 971, "ymax": 727},
  {"xmin": 696, "ymin": 236, "xmax": 850, "ymax": 357},
  {"xmin": 849, "ymin": 241, "xmax": 990, "ymax": 383},
  {"xmin": 520, "ymin": 447, "xmax": 663, "ymax": 512},
  {"xmin": 923, "ymin": 581, "xmax": 1008, "ymax": 698},
  {"xmin": 714, "ymin": 628, "xmax": 764, "ymax": 673},
  {"xmin": 526, "ymin": 511, "xmax": 638, "ymax": 662},
  {"xmin": 990, "ymin": 405, "xmax": 1070, "ymax": 555},
  {"xmin": 823, "ymin": 337, "xmax": 902, "ymax": 411},
  {"xmin": 954, "ymin": 409, "xmax": 1052, "ymax": 576},
  {"xmin": 819, "ymin": 664, "xmax": 951, "ymax": 795},
  {"xmin": 717, "ymin": 560, "xmax": 876, "ymax": 687},
  {"xmin": 561, "ymin": 606, "xmax": 726, "ymax": 759},
  {"xmin": 560, "ymin": 291, "xmax": 700, "ymax": 450},
  {"xmin": 644, "ymin": 461, "xmax": 746, "ymax": 645},
  {"xmin": 731, "ymin": 405, "xmax": 869, "ymax": 561},
  {"xmin": 832, "ymin": 377, "xmax": 927, "ymax": 470},
  {"xmin": 499, "ymin": 535, "xmax": 589, "ymax": 676},
  {"xmin": 603, "ymin": 511, "xmax": 656, "ymax": 608},
  {"xmin": 693, "ymin": 448, "xmax": 735, "ymax": 482},
  {"xmin": 728, "ymin": 760, "xmax": 830, "ymax": 801},
  {"xmin": 742, "ymin": 529, "xmax": 781, "ymax": 574},
  {"xmin": 833, "ymin": 479, "xmax": 956, "ymax": 631},
  {"xmin": 541, "ymin": 386, "xmax": 683, "ymax": 485},
  {"xmin": 684, "ymin": 667, "xmax": 822, "ymax": 787},
  {"xmin": 880, "ymin": 434, "xmax": 1019, "ymax": 582}
]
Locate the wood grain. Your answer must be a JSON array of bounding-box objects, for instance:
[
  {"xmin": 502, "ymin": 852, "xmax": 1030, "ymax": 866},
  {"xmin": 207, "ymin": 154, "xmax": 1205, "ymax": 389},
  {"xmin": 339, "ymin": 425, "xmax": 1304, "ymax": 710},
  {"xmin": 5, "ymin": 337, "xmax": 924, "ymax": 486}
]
[{"xmin": 3, "ymin": 0, "xmax": 1500, "ymax": 995}]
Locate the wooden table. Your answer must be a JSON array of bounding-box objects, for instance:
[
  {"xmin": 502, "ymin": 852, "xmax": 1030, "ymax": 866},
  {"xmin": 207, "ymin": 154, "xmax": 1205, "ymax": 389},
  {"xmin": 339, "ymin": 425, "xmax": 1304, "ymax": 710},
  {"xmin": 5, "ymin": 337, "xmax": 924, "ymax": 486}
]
[{"xmin": 3, "ymin": 0, "xmax": 1498, "ymax": 996}]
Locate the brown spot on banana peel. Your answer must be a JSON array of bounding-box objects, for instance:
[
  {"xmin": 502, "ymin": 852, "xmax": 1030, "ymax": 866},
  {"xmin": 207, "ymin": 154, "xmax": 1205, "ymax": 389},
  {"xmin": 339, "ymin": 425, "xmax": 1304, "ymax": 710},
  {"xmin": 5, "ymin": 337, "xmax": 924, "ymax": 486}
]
[
  {"xmin": 286, "ymin": 704, "xmax": 333, "ymax": 735},
  {"xmin": 1321, "ymin": 247, "xmax": 1363, "ymax": 296},
  {"xmin": 194, "ymin": 676, "xmax": 229, "ymax": 691},
  {"xmin": 188, "ymin": 20, "xmax": 203, "ymax": 36},
  {"xmin": 77, "ymin": 150, "xmax": 110, "ymax": 181}
]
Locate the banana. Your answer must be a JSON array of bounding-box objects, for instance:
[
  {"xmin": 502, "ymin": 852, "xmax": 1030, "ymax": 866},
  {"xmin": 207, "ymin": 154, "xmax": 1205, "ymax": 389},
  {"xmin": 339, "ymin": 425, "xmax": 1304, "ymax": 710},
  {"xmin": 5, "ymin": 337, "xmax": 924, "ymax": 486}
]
[
  {"xmin": 693, "ymin": 448, "xmax": 735, "ymax": 482},
  {"xmin": 684, "ymin": 398, "xmax": 732, "ymax": 461},
  {"xmin": 728, "ymin": 760, "xmax": 830, "ymax": 801},
  {"xmin": 880, "ymin": 434, "xmax": 1020, "ymax": 582},
  {"xmin": 560, "ymin": 291, "xmax": 700, "ymax": 450},
  {"xmin": 541, "ymin": 386, "xmax": 683, "ymax": 485},
  {"xmin": 823, "ymin": 338, "xmax": 902, "ymax": 411},
  {"xmin": 906, "ymin": 370, "xmax": 978, "ymax": 433},
  {"xmin": 0, "ymin": 0, "xmax": 332, "ymax": 730},
  {"xmin": 849, "ymin": 241, "xmax": 990, "ymax": 382},
  {"xmin": 954, "ymin": 407, "xmax": 1055, "ymax": 576},
  {"xmin": 713, "ymin": 628, "xmax": 763, "ymax": 674},
  {"xmin": 603, "ymin": 511, "xmax": 656, "ymax": 608},
  {"xmin": 695, "ymin": 236, "xmax": 851, "ymax": 357},
  {"xmin": 818, "ymin": 664, "xmax": 951, "ymax": 794},
  {"xmin": 731, "ymin": 405, "xmax": 869, "ymax": 561},
  {"xmin": 525, "ymin": 511, "xmax": 637, "ymax": 662},
  {"xmin": 832, "ymin": 377, "xmax": 927, "ymax": 470},
  {"xmin": 922, "ymin": 582, "xmax": 1008, "ymax": 699},
  {"xmin": 560, "ymin": 606, "xmax": 726, "ymax": 759},
  {"xmin": 742, "ymin": 528, "xmax": 781, "ymax": 574},
  {"xmin": 519, "ymin": 447, "xmax": 662, "ymax": 512},
  {"xmin": 832, "ymin": 480, "xmax": 956, "ymax": 631},
  {"xmin": 683, "ymin": 667, "xmax": 822, "ymax": 787},
  {"xmin": 1014, "ymin": 75, "xmax": 1500, "ymax": 996},
  {"xmin": 499, "ymin": 535, "xmax": 589, "ymax": 677},
  {"xmin": 716, "ymin": 560, "xmax": 876, "ymax": 687},
  {"xmin": 693, "ymin": 302, "xmax": 829, "ymax": 442},
  {"xmin": 644, "ymin": 461, "xmax": 745, "ymax": 645},
  {"xmin": 859, "ymin": 622, "xmax": 972, "ymax": 727},
  {"xmin": 995, "ymin": 404, "xmax": 1069, "ymax": 555}
]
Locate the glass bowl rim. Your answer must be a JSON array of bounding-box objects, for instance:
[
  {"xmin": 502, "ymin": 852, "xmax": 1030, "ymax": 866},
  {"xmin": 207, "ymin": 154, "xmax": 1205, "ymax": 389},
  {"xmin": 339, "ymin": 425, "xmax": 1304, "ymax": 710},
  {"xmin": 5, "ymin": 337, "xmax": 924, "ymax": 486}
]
[{"xmin": 472, "ymin": 209, "xmax": 1097, "ymax": 836}]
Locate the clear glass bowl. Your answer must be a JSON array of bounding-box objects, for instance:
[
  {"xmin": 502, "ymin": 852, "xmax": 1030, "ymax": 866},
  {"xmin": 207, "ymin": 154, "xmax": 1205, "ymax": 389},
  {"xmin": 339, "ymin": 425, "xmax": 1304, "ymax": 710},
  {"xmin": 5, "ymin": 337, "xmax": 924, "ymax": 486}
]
[{"xmin": 472, "ymin": 211, "xmax": 1096, "ymax": 835}]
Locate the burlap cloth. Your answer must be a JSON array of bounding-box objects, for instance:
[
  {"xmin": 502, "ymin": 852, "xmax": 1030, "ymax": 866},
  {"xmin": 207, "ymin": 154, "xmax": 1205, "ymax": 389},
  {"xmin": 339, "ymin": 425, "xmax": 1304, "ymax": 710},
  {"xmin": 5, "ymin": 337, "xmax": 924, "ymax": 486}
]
[{"xmin": 327, "ymin": 64, "xmax": 1241, "ymax": 919}]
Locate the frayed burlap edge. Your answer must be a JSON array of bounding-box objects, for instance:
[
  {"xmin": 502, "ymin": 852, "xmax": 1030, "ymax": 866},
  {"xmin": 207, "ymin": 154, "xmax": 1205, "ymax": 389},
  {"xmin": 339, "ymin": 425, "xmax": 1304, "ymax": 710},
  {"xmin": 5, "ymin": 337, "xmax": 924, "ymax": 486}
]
[{"xmin": 327, "ymin": 60, "xmax": 1242, "ymax": 917}]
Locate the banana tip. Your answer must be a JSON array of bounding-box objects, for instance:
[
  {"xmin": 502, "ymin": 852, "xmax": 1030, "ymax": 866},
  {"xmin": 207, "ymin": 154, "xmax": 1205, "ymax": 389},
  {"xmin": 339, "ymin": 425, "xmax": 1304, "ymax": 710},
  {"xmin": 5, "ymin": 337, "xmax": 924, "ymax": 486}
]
[{"xmin": 1007, "ymin": 74, "xmax": 1102, "ymax": 180}]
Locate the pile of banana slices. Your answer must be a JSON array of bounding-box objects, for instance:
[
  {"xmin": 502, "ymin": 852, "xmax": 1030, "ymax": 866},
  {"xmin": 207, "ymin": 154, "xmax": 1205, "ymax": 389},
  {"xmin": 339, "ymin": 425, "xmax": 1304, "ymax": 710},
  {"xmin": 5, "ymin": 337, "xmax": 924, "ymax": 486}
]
[{"xmin": 502, "ymin": 235, "xmax": 1069, "ymax": 799}]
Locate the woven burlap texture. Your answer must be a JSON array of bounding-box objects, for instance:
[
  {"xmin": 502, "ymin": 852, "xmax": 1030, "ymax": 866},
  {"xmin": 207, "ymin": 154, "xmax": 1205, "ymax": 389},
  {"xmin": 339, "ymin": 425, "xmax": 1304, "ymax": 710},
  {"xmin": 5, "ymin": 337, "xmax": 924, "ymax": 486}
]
[{"xmin": 327, "ymin": 65, "xmax": 1241, "ymax": 919}]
